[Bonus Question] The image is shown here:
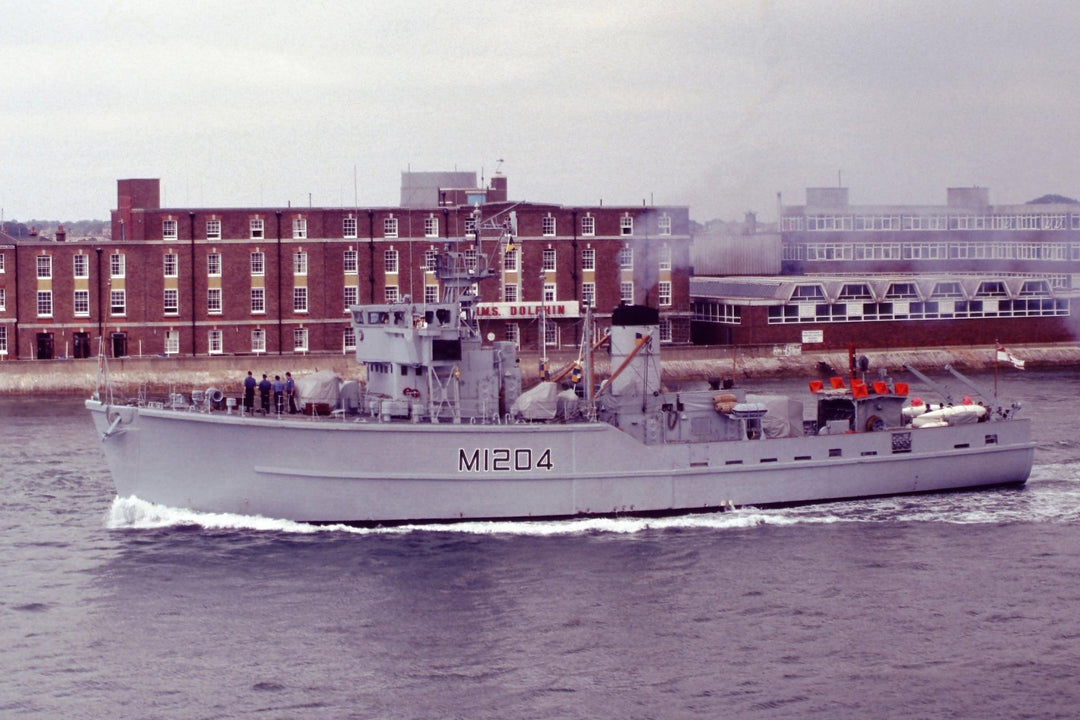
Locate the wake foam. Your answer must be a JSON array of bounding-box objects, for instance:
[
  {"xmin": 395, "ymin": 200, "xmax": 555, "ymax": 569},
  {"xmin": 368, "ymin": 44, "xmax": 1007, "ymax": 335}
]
[{"xmin": 105, "ymin": 467, "xmax": 1080, "ymax": 537}]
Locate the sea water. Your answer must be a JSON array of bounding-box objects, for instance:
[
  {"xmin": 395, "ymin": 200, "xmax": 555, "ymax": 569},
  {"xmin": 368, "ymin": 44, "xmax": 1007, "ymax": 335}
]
[{"xmin": 1, "ymin": 370, "xmax": 1079, "ymax": 719}]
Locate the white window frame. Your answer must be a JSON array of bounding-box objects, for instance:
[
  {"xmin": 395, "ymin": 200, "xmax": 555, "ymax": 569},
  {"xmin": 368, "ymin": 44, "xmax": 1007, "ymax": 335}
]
[
  {"xmin": 37, "ymin": 255, "xmax": 52, "ymax": 279},
  {"xmin": 424, "ymin": 216, "xmax": 439, "ymax": 238},
  {"xmin": 206, "ymin": 219, "xmax": 221, "ymax": 240},
  {"xmin": 293, "ymin": 327, "xmax": 309, "ymax": 353},
  {"xmin": 164, "ymin": 288, "xmax": 179, "ymax": 315},
  {"xmin": 110, "ymin": 253, "xmax": 125, "ymax": 279},
  {"xmin": 250, "ymin": 251, "xmax": 265, "ymax": 276},
  {"xmin": 344, "ymin": 249, "xmax": 358, "ymax": 274},
  {"xmin": 165, "ymin": 330, "xmax": 180, "ymax": 355},
  {"xmin": 543, "ymin": 282, "xmax": 557, "ymax": 302},
  {"xmin": 621, "ymin": 215, "xmax": 634, "ymax": 236},
  {"xmin": 110, "ymin": 289, "xmax": 126, "ymax": 316},
  {"xmin": 582, "ymin": 248, "xmax": 595, "ymax": 271},
  {"xmin": 344, "ymin": 285, "xmax": 358, "ymax": 310},
  {"xmin": 343, "ymin": 216, "xmax": 357, "ymax": 239},
  {"xmin": 658, "ymin": 245, "xmax": 671, "ymax": 271},
  {"xmin": 618, "ymin": 246, "xmax": 633, "ymax": 269},
  {"xmin": 384, "ymin": 249, "xmax": 399, "ymax": 274},
  {"xmin": 251, "ymin": 329, "xmax": 266, "ymax": 354},
  {"xmin": 384, "ymin": 285, "xmax": 399, "ymax": 303},
  {"xmin": 251, "ymin": 287, "xmax": 266, "ymax": 314},
  {"xmin": 37, "ymin": 290, "xmax": 53, "ymax": 318},
  {"xmin": 581, "ymin": 215, "xmax": 595, "ymax": 236},
  {"xmin": 74, "ymin": 289, "xmax": 90, "ymax": 317},
  {"xmin": 207, "ymin": 287, "xmax": 223, "ymax": 315},
  {"xmin": 582, "ymin": 282, "xmax": 595, "ymax": 308},
  {"xmin": 208, "ymin": 330, "xmax": 223, "ymax": 355},
  {"xmin": 163, "ymin": 253, "xmax": 178, "ymax": 278},
  {"xmin": 292, "ymin": 217, "xmax": 308, "ymax": 240},
  {"xmin": 250, "ymin": 218, "xmax": 264, "ymax": 239},
  {"xmin": 542, "ymin": 248, "xmax": 556, "ymax": 272},
  {"xmin": 658, "ymin": 215, "xmax": 672, "ymax": 236},
  {"xmin": 73, "ymin": 254, "xmax": 88, "ymax": 279},
  {"xmin": 163, "ymin": 219, "xmax": 178, "ymax": 240},
  {"xmin": 658, "ymin": 280, "xmax": 672, "ymax": 307},
  {"xmin": 293, "ymin": 286, "xmax": 309, "ymax": 313},
  {"xmin": 206, "ymin": 253, "xmax": 221, "ymax": 277},
  {"xmin": 542, "ymin": 216, "xmax": 556, "ymax": 237},
  {"xmin": 383, "ymin": 216, "xmax": 399, "ymax": 238},
  {"xmin": 293, "ymin": 251, "xmax": 308, "ymax": 276},
  {"xmin": 620, "ymin": 281, "xmax": 634, "ymax": 303}
]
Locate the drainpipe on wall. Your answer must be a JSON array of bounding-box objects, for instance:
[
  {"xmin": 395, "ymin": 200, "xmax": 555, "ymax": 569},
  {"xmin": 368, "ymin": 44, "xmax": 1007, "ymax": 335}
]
[
  {"xmin": 276, "ymin": 211, "xmax": 283, "ymax": 355},
  {"xmin": 367, "ymin": 209, "xmax": 375, "ymax": 303},
  {"xmin": 95, "ymin": 247, "xmax": 103, "ymax": 354},
  {"xmin": 189, "ymin": 212, "xmax": 197, "ymax": 356},
  {"xmin": 12, "ymin": 242, "xmax": 21, "ymax": 358}
]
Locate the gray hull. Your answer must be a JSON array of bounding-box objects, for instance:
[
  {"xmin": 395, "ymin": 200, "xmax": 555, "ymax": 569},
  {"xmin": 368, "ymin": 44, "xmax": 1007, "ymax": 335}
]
[{"xmin": 87, "ymin": 400, "xmax": 1034, "ymax": 524}]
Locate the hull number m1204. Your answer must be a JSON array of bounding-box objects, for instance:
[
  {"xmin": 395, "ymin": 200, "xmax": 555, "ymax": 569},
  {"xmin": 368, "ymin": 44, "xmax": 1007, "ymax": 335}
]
[{"xmin": 458, "ymin": 448, "xmax": 554, "ymax": 472}]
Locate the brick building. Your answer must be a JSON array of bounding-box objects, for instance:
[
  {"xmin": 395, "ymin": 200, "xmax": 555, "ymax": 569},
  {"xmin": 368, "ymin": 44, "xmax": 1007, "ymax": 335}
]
[{"xmin": 0, "ymin": 176, "xmax": 691, "ymax": 360}]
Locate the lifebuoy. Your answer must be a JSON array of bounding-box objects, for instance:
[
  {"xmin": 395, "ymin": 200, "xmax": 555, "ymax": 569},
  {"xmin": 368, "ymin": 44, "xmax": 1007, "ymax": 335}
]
[
  {"xmin": 403, "ymin": 387, "xmax": 420, "ymax": 399},
  {"xmin": 865, "ymin": 415, "xmax": 884, "ymax": 432}
]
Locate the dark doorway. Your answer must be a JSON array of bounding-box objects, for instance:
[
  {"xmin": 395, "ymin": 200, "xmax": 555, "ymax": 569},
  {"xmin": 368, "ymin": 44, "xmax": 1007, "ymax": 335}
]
[
  {"xmin": 73, "ymin": 332, "xmax": 92, "ymax": 359},
  {"xmin": 111, "ymin": 332, "xmax": 128, "ymax": 358},
  {"xmin": 36, "ymin": 333, "xmax": 55, "ymax": 360}
]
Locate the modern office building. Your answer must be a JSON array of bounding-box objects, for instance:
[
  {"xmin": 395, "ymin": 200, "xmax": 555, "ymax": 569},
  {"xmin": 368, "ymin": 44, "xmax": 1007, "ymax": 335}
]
[{"xmin": 691, "ymin": 187, "xmax": 1080, "ymax": 349}]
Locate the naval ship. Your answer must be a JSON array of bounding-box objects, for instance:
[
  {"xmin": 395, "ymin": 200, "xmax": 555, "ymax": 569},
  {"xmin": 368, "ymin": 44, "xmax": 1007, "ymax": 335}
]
[{"xmin": 87, "ymin": 222, "xmax": 1034, "ymax": 525}]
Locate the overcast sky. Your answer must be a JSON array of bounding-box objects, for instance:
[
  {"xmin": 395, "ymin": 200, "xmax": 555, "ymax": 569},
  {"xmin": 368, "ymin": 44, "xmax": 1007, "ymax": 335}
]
[{"xmin": 4, "ymin": 1, "xmax": 1079, "ymax": 223}]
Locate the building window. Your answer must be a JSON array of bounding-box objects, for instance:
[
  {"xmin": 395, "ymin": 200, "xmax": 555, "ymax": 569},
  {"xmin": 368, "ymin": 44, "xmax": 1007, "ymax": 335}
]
[
  {"xmin": 343, "ymin": 216, "xmax": 357, "ymax": 239},
  {"xmin": 344, "ymin": 249, "xmax": 358, "ymax": 274},
  {"xmin": 424, "ymin": 249, "xmax": 438, "ymax": 272},
  {"xmin": 621, "ymin": 215, "xmax": 634, "ymax": 236},
  {"xmin": 37, "ymin": 291, "xmax": 53, "ymax": 317},
  {"xmin": 163, "ymin": 220, "xmax": 178, "ymax": 239},
  {"xmin": 465, "ymin": 248, "xmax": 479, "ymax": 272},
  {"xmin": 110, "ymin": 289, "xmax": 126, "ymax": 316},
  {"xmin": 581, "ymin": 215, "xmax": 595, "ymax": 236},
  {"xmin": 251, "ymin": 287, "xmax": 265, "ymax": 314},
  {"xmin": 465, "ymin": 217, "xmax": 477, "ymax": 238},
  {"xmin": 73, "ymin": 254, "xmax": 88, "ymax": 279},
  {"xmin": 0, "ymin": 326, "xmax": 6, "ymax": 355},
  {"xmin": 110, "ymin": 253, "xmax": 125, "ymax": 278},
  {"xmin": 206, "ymin": 219, "xmax": 221, "ymax": 240},
  {"xmin": 251, "ymin": 329, "xmax": 266, "ymax": 354},
  {"xmin": 293, "ymin": 287, "xmax": 308, "ymax": 313},
  {"xmin": 250, "ymin": 251, "xmax": 265, "ymax": 276},
  {"xmin": 0, "ymin": 288, "xmax": 6, "ymax": 311},
  {"xmin": 582, "ymin": 248, "xmax": 595, "ymax": 271},
  {"xmin": 543, "ymin": 283, "xmax": 557, "ymax": 302},
  {"xmin": 37, "ymin": 255, "xmax": 52, "ymax": 279},
  {"xmin": 658, "ymin": 245, "xmax": 671, "ymax": 271},
  {"xmin": 504, "ymin": 322, "xmax": 520, "ymax": 347},
  {"xmin": 582, "ymin": 282, "xmax": 595, "ymax": 308},
  {"xmin": 384, "ymin": 249, "xmax": 398, "ymax": 274},
  {"xmin": 544, "ymin": 321, "xmax": 558, "ymax": 347},
  {"xmin": 504, "ymin": 283, "xmax": 518, "ymax": 302},
  {"xmin": 659, "ymin": 319, "xmax": 672, "ymax": 342},
  {"xmin": 658, "ymin": 215, "xmax": 672, "ymax": 236},
  {"xmin": 620, "ymin": 282, "xmax": 634, "ymax": 303},
  {"xmin": 250, "ymin": 218, "xmax": 264, "ymax": 239},
  {"xmin": 424, "ymin": 285, "xmax": 439, "ymax": 304},
  {"xmin": 163, "ymin": 253, "xmax": 178, "ymax": 277},
  {"xmin": 293, "ymin": 217, "xmax": 307, "ymax": 239},
  {"xmin": 0, "ymin": 254, "xmax": 5, "ymax": 272},
  {"xmin": 208, "ymin": 330, "xmax": 223, "ymax": 355},
  {"xmin": 74, "ymin": 290, "xmax": 90, "ymax": 317},
  {"xmin": 344, "ymin": 327, "xmax": 356, "ymax": 351},
  {"xmin": 424, "ymin": 216, "xmax": 438, "ymax": 238},
  {"xmin": 385, "ymin": 285, "xmax": 399, "ymax": 303},
  {"xmin": 294, "ymin": 327, "xmax": 309, "ymax": 353},
  {"xmin": 658, "ymin": 281, "xmax": 672, "ymax": 307},
  {"xmin": 542, "ymin": 216, "xmax": 556, "ymax": 237},
  {"xmin": 542, "ymin": 248, "xmax": 556, "ymax": 272},
  {"xmin": 503, "ymin": 248, "xmax": 518, "ymax": 272},
  {"xmin": 293, "ymin": 251, "xmax": 308, "ymax": 276},
  {"xmin": 344, "ymin": 285, "xmax": 358, "ymax": 309},
  {"xmin": 618, "ymin": 246, "xmax": 633, "ymax": 269},
  {"xmin": 383, "ymin": 216, "xmax": 399, "ymax": 238},
  {"xmin": 164, "ymin": 289, "xmax": 179, "ymax": 315},
  {"xmin": 207, "ymin": 288, "xmax": 222, "ymax": 315},
  {"xmin": 165, "ymin": 331, "xmax": 180, "ymax": 355},
  {"xmin": 207, "ymin": 253, "xmax": 221, "ymax": 277}
]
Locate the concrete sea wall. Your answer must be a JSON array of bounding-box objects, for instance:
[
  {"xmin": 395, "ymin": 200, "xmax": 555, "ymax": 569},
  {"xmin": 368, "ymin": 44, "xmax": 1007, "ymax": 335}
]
[{"xmin": 1, "ymin": 343, "xmax": 1078, "ymax": 395}]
